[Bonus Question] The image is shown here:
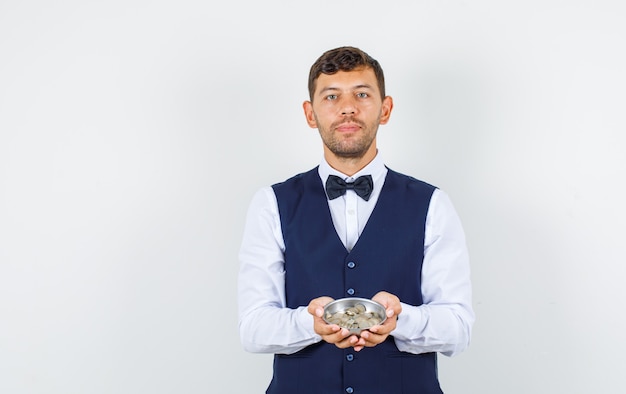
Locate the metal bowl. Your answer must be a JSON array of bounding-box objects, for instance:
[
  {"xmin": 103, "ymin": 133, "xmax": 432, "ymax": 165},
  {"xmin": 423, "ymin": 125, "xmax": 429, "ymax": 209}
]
[{"xmin": 322, "ymin": 297, "xmax": 387, "ymax": 335}]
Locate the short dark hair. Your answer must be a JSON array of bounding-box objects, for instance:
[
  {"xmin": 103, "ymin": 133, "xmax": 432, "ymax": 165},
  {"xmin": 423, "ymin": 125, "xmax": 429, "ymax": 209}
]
[{"xmin": 307, "ymin": 46, "xmax": 386, "ymax": 100}]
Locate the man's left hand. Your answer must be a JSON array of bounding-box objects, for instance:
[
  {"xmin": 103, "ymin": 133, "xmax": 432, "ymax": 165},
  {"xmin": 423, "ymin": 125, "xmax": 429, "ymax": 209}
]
[{"xmin": 352, "ymin": 291, "xmax": 402, "ymax": 351}]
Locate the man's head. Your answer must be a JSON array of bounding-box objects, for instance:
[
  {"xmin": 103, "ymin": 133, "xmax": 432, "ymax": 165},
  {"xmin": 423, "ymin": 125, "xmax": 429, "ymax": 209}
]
[
  {"xmin": 303, "ymin": 47, "xmax": 393, "ymax": 174},
  {"xmin": 308, "ymin": 46, "xmax": 386, "ymax": 101}
]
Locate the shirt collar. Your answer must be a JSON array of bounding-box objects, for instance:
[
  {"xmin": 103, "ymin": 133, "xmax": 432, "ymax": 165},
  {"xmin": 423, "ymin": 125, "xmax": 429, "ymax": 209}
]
[{"xmin": 318, "ymin": 151, "xmax": 387, "ymax": 184}]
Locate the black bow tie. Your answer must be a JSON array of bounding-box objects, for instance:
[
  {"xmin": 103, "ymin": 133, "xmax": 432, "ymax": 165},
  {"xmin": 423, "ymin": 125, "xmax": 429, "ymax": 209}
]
[{"xmin": 325, "ymin": 174, "xmax": 374, "ymax": 201}]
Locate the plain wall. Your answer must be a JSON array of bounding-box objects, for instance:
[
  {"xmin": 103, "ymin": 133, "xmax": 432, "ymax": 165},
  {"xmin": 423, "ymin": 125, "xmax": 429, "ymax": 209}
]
[{"xmin": 1, "ymin": 1, "xmax": 625, "ymax": 393}]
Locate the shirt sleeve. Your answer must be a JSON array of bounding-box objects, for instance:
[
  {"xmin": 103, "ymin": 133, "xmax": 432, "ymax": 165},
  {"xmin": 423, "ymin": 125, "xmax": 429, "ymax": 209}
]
[
  {"xmin": 391, "ymin": 189, "xmax": 475, "ymax": 357},
  {"xmin": 237, "ymin": 187, "xmax": 322, "ymax": 354}
]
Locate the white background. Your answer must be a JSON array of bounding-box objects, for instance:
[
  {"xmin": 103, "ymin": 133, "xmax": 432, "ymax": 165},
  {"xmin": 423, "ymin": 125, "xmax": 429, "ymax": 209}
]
[{"xmin": 1, "ymin": 1, "xmax": 625, "ymax": 393}]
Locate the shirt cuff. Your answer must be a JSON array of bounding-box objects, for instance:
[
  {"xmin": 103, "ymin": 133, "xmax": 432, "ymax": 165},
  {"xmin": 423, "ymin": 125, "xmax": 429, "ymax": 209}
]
[
  {"xmin": 296, "ymin": 306, "xmax": 321, "ymax": 342},
  {"xmin": 392, "ymin": 302, "xmax": 425, "ymax": 342}
]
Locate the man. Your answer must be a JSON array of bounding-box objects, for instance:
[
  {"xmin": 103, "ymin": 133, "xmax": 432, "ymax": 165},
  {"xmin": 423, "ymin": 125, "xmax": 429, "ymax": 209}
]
[{"xmin": 238, "ymin": 46, "xmax": 474, "ymax": 393}]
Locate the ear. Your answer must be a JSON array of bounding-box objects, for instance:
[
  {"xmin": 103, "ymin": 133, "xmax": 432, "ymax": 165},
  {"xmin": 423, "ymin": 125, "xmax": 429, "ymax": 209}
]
[
  {"xmin": 379, "ymin": 96, "xmax": 394, "ymax": 125},
  {"xmin": 302, "ymin": 101, "xmax": 317, "ymax": 128}
]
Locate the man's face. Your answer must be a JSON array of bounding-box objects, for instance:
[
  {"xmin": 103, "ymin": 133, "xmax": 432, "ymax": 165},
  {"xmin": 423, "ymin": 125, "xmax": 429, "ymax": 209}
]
[{"xmin": 303, "ymin": 67, "xmax": 393, "ymax": 161}]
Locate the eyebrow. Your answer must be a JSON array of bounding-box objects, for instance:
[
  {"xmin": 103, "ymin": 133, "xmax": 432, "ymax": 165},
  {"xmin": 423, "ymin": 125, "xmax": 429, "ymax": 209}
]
[{"xmin": 318, "ymin": 84, "xmax": 375, "ymax": 94}]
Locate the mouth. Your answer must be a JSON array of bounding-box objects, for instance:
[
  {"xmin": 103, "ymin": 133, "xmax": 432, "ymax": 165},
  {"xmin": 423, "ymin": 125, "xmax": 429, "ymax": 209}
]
[{"xmin": 334, "ymin": 122, "xmax": 362, "ymax": 132}]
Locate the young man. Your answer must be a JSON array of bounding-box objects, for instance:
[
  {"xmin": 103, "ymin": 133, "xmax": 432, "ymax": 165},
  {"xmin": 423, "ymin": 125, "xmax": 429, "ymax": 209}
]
[{"xmin": 238, "ymin": 46, "xmax": 474, "ymax": 393}]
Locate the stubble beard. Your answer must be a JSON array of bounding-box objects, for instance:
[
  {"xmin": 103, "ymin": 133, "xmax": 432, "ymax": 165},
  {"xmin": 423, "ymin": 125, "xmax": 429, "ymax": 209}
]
[{"xmin": 318, "ymin": 116, "xmax": 379, "ymax": 159}]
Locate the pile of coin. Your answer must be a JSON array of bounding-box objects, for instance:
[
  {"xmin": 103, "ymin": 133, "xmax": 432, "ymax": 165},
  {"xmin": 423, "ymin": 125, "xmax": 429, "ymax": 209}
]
[{"xmin": 324, "ymin": 302, "xmax": 383, "ymax": 331}]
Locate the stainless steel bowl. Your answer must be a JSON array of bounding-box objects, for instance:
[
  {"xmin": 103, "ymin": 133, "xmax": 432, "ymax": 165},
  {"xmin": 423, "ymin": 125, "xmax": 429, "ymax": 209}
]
[{"xmin": 322, "ymin": 297, "xmax": 387, "ymax": 335}]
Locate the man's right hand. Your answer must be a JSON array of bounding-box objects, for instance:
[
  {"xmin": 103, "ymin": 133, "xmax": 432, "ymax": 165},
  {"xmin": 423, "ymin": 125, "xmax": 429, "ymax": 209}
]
[{"xmin": 307, "ymin": 296, "xmax": 360, "ymax": 348}]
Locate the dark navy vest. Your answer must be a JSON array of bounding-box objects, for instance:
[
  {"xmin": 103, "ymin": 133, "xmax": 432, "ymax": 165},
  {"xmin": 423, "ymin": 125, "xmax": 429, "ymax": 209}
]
[{"xmin": 269, "ymin": 167, "xmax": 442, "ymax": 394}]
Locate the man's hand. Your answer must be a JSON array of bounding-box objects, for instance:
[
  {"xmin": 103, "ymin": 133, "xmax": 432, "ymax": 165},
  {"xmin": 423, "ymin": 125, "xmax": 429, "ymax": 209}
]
[
  {"xmin": 307, "ymin": 296, "xmax": 360, "ymax": 348},
  {"xmin": 352, "ymin": 291, "xmax": 402, "ymax": 351}
]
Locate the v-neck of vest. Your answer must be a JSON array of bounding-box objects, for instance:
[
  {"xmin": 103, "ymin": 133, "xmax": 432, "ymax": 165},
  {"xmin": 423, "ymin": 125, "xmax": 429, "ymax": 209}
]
[{"xmin": 325, "ymin": 170, "xmax": 396, "ymax": 255}]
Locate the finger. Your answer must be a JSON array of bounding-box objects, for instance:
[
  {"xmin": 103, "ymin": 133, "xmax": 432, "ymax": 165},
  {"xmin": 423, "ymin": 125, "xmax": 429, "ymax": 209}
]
[
  {"xmin": 368, "ymin": 321, "xmax": 394, "ymax": 335},
  {"xmin": 361, "ymin": 331, "xmax": 379, "ymax": 345},
  {"xmin": 333, "ymin": 333, "xmax": 359, "ymax": 349},
  {"xmin": 318, "ymin": 323, "xmax": 342, "ymax": 336},
  {"xmin": 307, "ymin": 296, "xmax": 334, "ymax": 315},
  {"xmin": 360, "ymin": 329, "xmax": 383, "ymax": 342},
  {"xmin": 322, "ymin": 327, "xmax": 351, "ymax": 344},
  {"xmin": 360, "ymin": 332, "xmax": 386, "ymax": 347}
]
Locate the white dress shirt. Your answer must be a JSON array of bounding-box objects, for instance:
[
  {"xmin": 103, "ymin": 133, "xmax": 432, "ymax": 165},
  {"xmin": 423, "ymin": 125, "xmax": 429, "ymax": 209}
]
[{"xmin": 238, "ymin": 153, "xmax": 474, "ymax": 357}]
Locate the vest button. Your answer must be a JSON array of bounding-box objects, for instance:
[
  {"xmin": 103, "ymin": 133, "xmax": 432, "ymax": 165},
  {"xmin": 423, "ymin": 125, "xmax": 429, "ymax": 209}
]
[
  {"xmin": 347, "ymin": 261, "xmax": 355, "ymax": 269},
  {"xmin": 346, "ymin": 354, "xmax": 354, "ymax": 361},
  {"xmin": 346, "ymin": 387, "xmax": 354, "ymax": 393},
  {"xmin": 347, "ymin": 288, "xmax": 355, "ymax": 295}
]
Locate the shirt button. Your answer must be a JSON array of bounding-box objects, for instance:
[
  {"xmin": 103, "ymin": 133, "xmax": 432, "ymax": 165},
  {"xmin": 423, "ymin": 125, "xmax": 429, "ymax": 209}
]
[
  {"xmin": 347, "ymin": 288, "xmax": 355, "ymax": 295},
  {"xmin": 347, "ymin": 209, "xmax": 355, "ymax": 215},
  {"xmin": 347, "ymin": 261, "xmax": 355, "ymax": 269},
  {"xmin": 346, "ymin": 387, "xmax": 354, "ymax": 394},
  {"xmin": 346, "ymin": 354, "xmax": 354, "ymax": 361}
]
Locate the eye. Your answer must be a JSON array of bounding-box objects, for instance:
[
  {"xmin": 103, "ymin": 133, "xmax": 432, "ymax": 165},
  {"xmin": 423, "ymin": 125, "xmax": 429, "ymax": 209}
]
[
  {"xmin": 326, "ymin": 94, "xmax": 338, "ymax": 100},
  {"xmin": 356, "ymin": 92, "xmax": 369, "ymax": 98}
]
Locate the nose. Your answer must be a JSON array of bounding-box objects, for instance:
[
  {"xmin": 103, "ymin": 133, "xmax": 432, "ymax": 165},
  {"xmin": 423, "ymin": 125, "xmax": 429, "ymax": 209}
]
[{"xmin": 340, "ymin": 96, "xmax": 357, "ymax": 116}]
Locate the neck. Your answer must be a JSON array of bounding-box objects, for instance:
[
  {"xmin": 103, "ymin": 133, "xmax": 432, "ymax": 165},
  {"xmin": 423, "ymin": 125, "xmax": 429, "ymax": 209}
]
[{"xmin": 324, "ymin": 148, "xmax": 377, "ymax": 177}]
